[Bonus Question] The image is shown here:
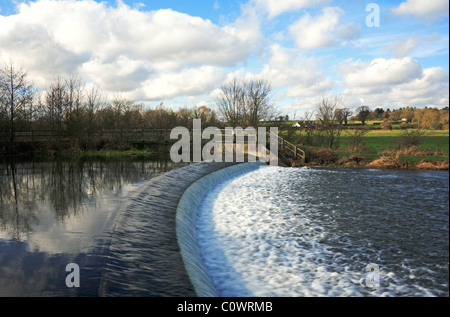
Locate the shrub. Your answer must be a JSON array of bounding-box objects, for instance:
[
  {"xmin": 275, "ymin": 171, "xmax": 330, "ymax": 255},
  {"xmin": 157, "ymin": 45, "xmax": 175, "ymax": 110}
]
[
  {"xmin": 416, "ymin": 160, "xmax": 449, "ymax": 170},
  {"xmin": 380, "ymin": 119, "xmax": 392, "ymax": 130},
  {"xmin": 345, "ymin": 129, "xmax": 368, "ymax": 152},
  {"xmin": 366, "ymin": 156, "xmax": 404, "ymax": 169},
  {"xmin": 399, "ymin": 129, "xmax": 426, "ymax": 148},
  {"xmin": 308, "ymin": 148, "xmax": 338, "ymax": 165},
  {"xmin": 337, "ymin": 155, "xmax": 366, "ymax": 167}
]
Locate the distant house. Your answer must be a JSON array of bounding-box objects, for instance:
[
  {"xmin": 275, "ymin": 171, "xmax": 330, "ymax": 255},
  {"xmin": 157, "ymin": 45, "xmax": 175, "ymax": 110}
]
[
  {"xmin": 292, "ymin": 121, "xmax": 316, "ymax": 128},
  {"xmin": 401, "ymin": 118, "xmax": 408, "ymax": 122}
]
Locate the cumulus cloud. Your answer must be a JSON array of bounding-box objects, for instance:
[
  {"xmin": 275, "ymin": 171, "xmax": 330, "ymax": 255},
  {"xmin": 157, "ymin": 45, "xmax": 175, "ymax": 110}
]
[
  {"xmin": 0, "ymin": 0, "xmax": 262, "ymax": 99},
  {"xmin": 389, "ymin": 67, "xmax": 449, "ymax": 106},
  {"xmin": 141, "ymin": 66, "xmax": 226, "ymax": 101},
  {"xmin": 289, "ymin": 7, "xmax": 360, "ymax": 49},
  {"xmin": 342, "ymin": 57, "xmax": 423, "ymax": 90},
  {"xmin": 251, "ymin": 0, "xmax": 332, "ymax": 19},
  {"xmin": 391, "ymin": 0, "xmax": 449, "ymax": 19},
  {"xmin": 80, "ymin": 56, "xmax": 151, "ymax": 92},
  {"xmin": 340, "ymin": 57, "xmax": 449, "ymax": 107},
  {"xmin": 260, "ymin": 44, "xmax": 333, "ymax": 97}
]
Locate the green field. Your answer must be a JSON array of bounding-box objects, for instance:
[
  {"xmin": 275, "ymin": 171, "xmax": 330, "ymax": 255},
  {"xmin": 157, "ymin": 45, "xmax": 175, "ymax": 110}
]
[
  {"xmin": 278, "ymin": 128, "xmax": 449, "ymax": 168},
  {"xmin": 341, "ymin": 130, "xmax": 449, "ymax": 154}
]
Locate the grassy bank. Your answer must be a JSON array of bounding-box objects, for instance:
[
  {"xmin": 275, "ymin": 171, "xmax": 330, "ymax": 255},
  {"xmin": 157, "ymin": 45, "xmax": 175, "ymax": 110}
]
[
  {"xmin": 283, "ymin": 129, "xmax": 449, "ymax": 170},
  {"xmin": 2, "ymin": 146, "xmax": 165, "ymax": 162}
]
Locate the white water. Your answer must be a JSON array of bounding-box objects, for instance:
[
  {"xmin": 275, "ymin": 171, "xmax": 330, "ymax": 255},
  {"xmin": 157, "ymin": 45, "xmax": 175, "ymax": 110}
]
[{"xmin": 195, "ymin": 165, "xmax": 449, "ymax": 297}]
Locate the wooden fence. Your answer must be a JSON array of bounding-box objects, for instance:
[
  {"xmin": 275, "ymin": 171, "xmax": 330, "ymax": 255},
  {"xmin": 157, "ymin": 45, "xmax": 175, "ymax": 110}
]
[{"xmin": 276, "ymin": 135, "xmax": 306, "ymax": 162}]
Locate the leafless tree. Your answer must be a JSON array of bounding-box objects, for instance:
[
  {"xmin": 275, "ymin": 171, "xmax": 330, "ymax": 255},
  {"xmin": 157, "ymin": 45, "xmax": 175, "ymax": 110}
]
[
  {"xmin": 45, "ymin": 76, "xmax": 69, "ymax": 135},
  {"xmin": 0, "ymin": 59, "xmax": 36, "ymax": 150},
  {"xmin": 214, "ymin": 76, "xmax": 246, "ymax": 127},
  {"xmin": 215, "ymin": 76, "xmax": 276, "ymax": 127},
  {"xmin": 246, "ymin": 78, "xmax": 276, "ymax": 127},
  {"xmin": 315, "ymin": 96, "xmax": 343, "ymax": 149}
]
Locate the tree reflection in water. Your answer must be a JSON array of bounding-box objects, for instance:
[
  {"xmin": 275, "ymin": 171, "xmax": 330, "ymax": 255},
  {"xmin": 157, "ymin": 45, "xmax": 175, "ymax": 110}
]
[
  {"xmin": 0, "ymin": 158, "xmax": 183, "ymax": 239},
  {"xmin": 0, "ymin": 157, "xmax": 187, "ymax": 296}
]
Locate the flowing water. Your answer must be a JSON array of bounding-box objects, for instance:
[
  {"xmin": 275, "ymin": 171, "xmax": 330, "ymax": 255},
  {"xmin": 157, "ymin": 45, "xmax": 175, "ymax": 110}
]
[
  {"xmin": 0, "ymin": 158, "xmax": 448, "ymax": 297},
  {"xmin": 196, "ymin": 166, "xmax": 449, "ymax": 297}
]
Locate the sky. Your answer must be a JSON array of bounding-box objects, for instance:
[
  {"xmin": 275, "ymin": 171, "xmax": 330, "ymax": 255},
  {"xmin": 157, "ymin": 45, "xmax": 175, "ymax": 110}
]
[{"xmin": 0, "ymin": 0, "xmax": 448, "ymax": 118}]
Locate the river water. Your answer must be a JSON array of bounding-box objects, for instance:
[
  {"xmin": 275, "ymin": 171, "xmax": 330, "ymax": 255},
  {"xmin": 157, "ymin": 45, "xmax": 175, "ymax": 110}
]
[
  {"xmin": 0, "ymin": 159, "xmax": 448, "ymax": 297},
  {"xmin": 0, "ymin": 157, "xmax": 187, "ymax": 296},
  {"xmin": 197, "ymin": 166, "xmax": 449, "ymax": 297}
]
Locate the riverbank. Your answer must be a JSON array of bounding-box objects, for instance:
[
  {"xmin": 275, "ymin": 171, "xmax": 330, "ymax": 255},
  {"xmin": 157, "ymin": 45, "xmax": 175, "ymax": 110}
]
[
  {"xmin": 286, "ymin": 149, "xmax": 449, "ymax": 170},
  {"xmin": 282, "ymin": 129, "xmax": 449, "ymax": 170}
]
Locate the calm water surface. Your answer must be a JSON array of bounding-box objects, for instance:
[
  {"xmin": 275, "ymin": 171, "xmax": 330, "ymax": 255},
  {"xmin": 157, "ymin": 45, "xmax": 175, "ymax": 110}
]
[{"xmin": 0, "ymin": 157, "xmax": 186, "ymax": 296}]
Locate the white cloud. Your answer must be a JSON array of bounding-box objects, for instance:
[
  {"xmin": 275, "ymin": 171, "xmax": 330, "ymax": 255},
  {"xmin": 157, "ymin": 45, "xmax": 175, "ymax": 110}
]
[
  {"xmin": 383, "ymin": 33, "xmax": 448, "ymax": 58},
  {"xmin": 391, "ymin": 0, "xmax": 449, "ymax": 19},
  {"xmin": 141, "ymin": 66, "xmax": 226, "ymax": 100},
  {"xmin": 0, "ymin": 0, "xmax": 262, "ymax": 100},
  {"xmin": 342, "ymin": 57, "xmax": 423, "ymax": 90},
  {"xmin": 260, "ymin": 44, "xmax": 333, "ymax": 97},
  {"xmin": 251, "ymin": 0, "xmax": 332, "ymax": 19},
  {"xmin": 340, "ymin": 57, "xmax": 449, "ymax": 107},
  {"xmin": 289, "ymin": 7, "xmax": 360, "ymax": 49},
  {"xmin": 389, "ymin": 67, "xmax": 449, "ymax": 106},
  {"xmin": 80, "ymin": 56, "xmax": 151, "ymax": 92}
]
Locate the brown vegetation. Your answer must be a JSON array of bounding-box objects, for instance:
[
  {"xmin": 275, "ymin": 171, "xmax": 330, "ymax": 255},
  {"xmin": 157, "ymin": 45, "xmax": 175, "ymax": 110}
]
[
  {"xmin": 308, "ymin": 148, "xmax": 338, "ymax": 165},
  {"xmin": 366, "ymin": 156, "xmax": 404, "ymax": 169},
  {"xmin": 416, "ymin": 160, "xmax": 449, "ymax": 170},
  {"xmin": 337, "ymin": 155, "xmax": 366, "ymax": 167}
]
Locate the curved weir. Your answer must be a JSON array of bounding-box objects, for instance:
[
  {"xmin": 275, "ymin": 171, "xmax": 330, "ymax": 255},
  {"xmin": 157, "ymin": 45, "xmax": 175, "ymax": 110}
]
[
  {"xmin": 98, "ymin": 161, "xmax": 254, "ymax": 297},
  {"xmin": 176, "ymin": 162, "xmax": 263, "ymax": 297}
]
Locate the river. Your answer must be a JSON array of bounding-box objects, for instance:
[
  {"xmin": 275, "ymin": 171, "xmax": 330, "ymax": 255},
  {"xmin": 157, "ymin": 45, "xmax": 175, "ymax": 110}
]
[
  {"xmin": 197, "ymin": 166, "xmax": 449, "ymax": 297},
  {"xmin": 0, "ymin": 159, "xmax": 448, "ymax": 297}
]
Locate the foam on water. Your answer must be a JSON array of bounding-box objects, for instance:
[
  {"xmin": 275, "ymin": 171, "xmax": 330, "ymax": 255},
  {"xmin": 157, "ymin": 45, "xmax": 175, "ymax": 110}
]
[{"xmin": 194, "ymin": 166, "xmax": 449, "ymax": 297}]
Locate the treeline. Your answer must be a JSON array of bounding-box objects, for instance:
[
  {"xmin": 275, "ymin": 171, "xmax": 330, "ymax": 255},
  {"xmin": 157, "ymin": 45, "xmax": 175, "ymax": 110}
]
[
  {"xmin": 350, "ymin": 106, "xmax": 449, "ymax": 130},
  {"xmin": 0, "ymin": 60, "xmax": 219, "ymax": 153}
]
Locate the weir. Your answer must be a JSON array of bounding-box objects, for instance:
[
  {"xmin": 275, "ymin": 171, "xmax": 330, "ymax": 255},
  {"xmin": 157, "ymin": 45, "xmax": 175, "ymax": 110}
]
[
  {"xmin": 98, "ymin": 161, "xmax": 260, "ymax": 296},
  {"xmin": 176, "ymin": 161, "xmax": 263, "ymax": 297}
]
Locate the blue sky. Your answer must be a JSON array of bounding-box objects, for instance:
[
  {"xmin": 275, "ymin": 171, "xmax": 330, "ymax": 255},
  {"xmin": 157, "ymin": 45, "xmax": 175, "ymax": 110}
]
[{"xmin": 0, "ymin": 0, "xmax": 448, "ymax": 118}]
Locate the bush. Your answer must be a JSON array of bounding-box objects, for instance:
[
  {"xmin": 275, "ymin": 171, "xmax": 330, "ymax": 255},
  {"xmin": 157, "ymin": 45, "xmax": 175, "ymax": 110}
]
[
  {"xmin": 346, "ymin": 129, "xmax": 368, "ymax": 152},
  {"xmin": 380, "ymin": 119, "xmax": 392, "ymax": 130},
  {"xmin": 308, "ymin": 148, "xmax": 338, "ymax": 165},
  {"xmin": 399, "ymin": 122, "xmax": 415, "ymax": 129},
  {"xmin": 367, "ymin": 156, "xmax": 404, "ymax": 169},
  {"xmin": 337, "ymin": 155, "xmax": 366, "ymax": 167},
  {"xmin": 399, "ymin": 129, "xmax": 426, "ymax": 148}
]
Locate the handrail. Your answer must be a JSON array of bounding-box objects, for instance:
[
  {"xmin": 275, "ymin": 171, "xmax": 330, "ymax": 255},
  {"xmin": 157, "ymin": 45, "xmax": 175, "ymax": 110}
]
[{"xmin": 276, "ymin": 135, "xmax": 305, "ymax": 161}]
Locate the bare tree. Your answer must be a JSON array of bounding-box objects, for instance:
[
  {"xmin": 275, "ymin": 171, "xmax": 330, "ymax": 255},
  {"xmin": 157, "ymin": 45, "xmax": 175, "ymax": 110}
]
[
  {"xmin": 315, "ymin": 96, "xmax": 343, "ymax": 149},
  {"xmin": 0, "ymin": 59, "xmax": 35, "ymax": 150},
  {"xmin": 215, "ymin": 75, "xmax": 276, "ymax": 127},
  {"xmin": 85, "ymin": 85, "xmax": 104, "ymax": 133},
  {"xmin": 64, "ymin": 75, "xmax": 85, "ymax": 114},
  {"xmin": 45, "ymin": 76, "xmax": 69, "ymax": 135},
  {"xmin": 246, "ymin": 78, "xmax": 275, "ymax": 127},
  {"xmin": 214, "ymin": 76, "xmax": 246, "ymax": 127}
]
